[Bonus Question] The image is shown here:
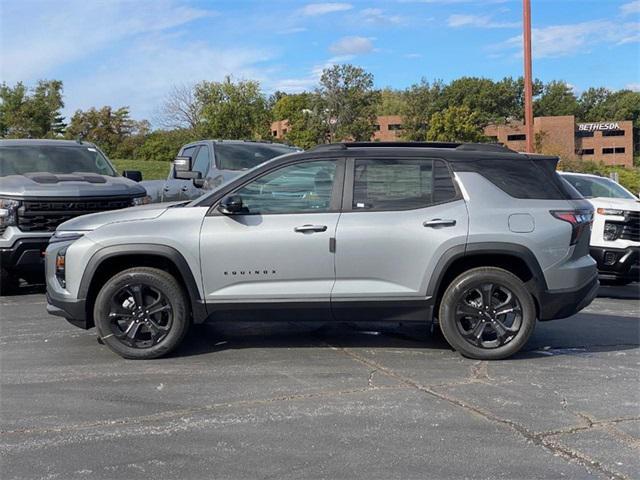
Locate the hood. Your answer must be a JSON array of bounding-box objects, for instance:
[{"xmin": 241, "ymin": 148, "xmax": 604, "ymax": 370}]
[
  {"xmin": 57, "ymin": 201, "xmax": 186, "ymax": 231},
  {"xmin": 587, "ymin": 196, "xmax": 640, "ymax": 211},
  {"xmin": 0, "ymin": 172, "xmax": 146, "ymax": 198}
]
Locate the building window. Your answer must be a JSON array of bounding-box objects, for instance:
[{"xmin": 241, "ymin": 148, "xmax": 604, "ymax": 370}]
[
  {"xmin": 388, "ymin": 124, "xmax": 403, "ymax": 131},
  {"xmin": 603, "ymin": 130, "xmax": 625, "ymax": 137},
  {"xmin": 373, "ymin": 124, "xmax": 380, "ymax": 131},
  {"xmin": 272, "ymin": 130, "xmax": 278, "ymax": 137},
  {"xmin": 603, "ymin": 148, "xmax": 614, "ymax": 154},
  {"xmin": 615, "ymin": 147, "xmax": 625, "ymax": 154},
  {"xmin": 577, "ymin": 149, "xmax": 594, "ymax": 155},
  {"xmin": 575, "ymin": 130, "xmax": 594, "ymax": 138},
  {"xmin": 507, "ymin": 134, "xmax": 526, "ymax": 141}
]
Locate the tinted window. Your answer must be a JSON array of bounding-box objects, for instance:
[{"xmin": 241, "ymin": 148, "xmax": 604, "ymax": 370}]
[
  {"xmin": 181, "ymin": 146, "xmax": 197, "ymax": 157},
  {"xmin": 232, "ymin": 161, "xmax": 336, "ymax": 214},
  {"xmin": 352, "ymin": 159, "xmax": 456, "ymax": 210},
  {"xmin": 0, "ymin": 146, "xmax": 115, "ymax": 177},
  {"xmin": 562, "ymin": 174, "xmax": 636, "ymax": 199},
  {"xmin": 216, "ymin": 143, "xmax": 298, "ymax": 171},
  {"xmin": 192, "ymin": 145, "xmax": 210, "ymax": 175}
]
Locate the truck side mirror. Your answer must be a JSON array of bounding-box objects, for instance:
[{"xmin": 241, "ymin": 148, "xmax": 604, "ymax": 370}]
[
  {"xmin": 123, "ymin": 170, "xmax": 142, "ymax": 182},
  {"xmin": 218, "ymin": 195, "xmax": 247, "ymax": 215},
  {"xmin": 173, "ymin": 156, "xmax": 194, "ymax": 179}
]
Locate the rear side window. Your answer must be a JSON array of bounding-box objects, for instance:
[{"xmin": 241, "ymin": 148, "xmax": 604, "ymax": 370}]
[
  {"xmin": 456, "ymin": 158, "xmax": 578, "ymax": 200},
  {"xmin": 352, "ymin": 159, "xmax": 457, "ymax": 210}
]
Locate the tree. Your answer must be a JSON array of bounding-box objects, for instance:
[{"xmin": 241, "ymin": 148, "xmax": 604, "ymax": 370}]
[
  {"xmin": 0, "ymin": 80, "xmax": 65, "ymax": 138},
  {"xmin": 136, "ymin": 129, "xmax": 197, "ymax": 162},
  {"xmin": 156, "ymin": 84, "xmax": 202, "ymax": 132},
  {"xmin": 427, "ymin": 105, "xmax": 486, "ymax": 143},
  {"xmin": 579, "ymin": 88, "xmax": 640, "ymax": 128},
  {"xmin": 534, "ymin": 81, "xmax": 579, "ymax": 117},
  {"xmin": 195, "ymin": 76, "xmax": 271, "ymax": 139},
  {"xmin": 272, "ymin": 93, "xmax": 313, "ymax": 121},
  {"xmin": 401, "ymin": 79, "xmax": 444, "ymax": 140},
  {"xmin": 376, "ymin": 88, "xmax": 406, "ymax": 115},
  {"xmin": 316, "ymin": 64, "xmax": 380, "ymax": 142},
  {"xmin": 65, "ymin": 106, "xmax": 148, "ymax": 158}
]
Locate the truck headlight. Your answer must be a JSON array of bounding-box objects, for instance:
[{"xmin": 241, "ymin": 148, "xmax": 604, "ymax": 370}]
[
  {"xmin": 0, "ymin": 198, "xmax": 21, "ymax": 228},
  {"xmin": 603, "ymin": 222, "xmax": 621, "ymax": 241},
  {"xmin": 132, "ymin": 195, "xmax": 152, "ymax": 206}
]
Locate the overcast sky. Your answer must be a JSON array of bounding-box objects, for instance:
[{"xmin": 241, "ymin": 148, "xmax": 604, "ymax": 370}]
[{"xmin": 1, "ymin": 0, "xmax": 638, "ymax": 123}]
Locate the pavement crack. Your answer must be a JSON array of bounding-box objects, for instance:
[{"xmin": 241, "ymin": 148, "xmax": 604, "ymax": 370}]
[
  {"xmin": 329, "ymin": 345, "xmax": 631, "ymax": 480},
  {"xmin": 367, "ymin": 369, "xmax": 377, "ymax": 389}
]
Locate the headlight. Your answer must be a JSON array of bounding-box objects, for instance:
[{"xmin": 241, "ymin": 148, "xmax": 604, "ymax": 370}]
[
  {"xmin": 132, "ymin": 195, "xmax": 152, "ymax": 206},
  {"xmin": 603, "ymin": 222, "xmax": 621, "ymax": 241},
  {"xmin": 0, "ymin": 198, "xmax": 21, "ymax": 227},
  {"xmin": 49, "ymin": 230, "xmax": 86, "ymax": 244},
  {"xmin": 55, "ymin": 247, "xmax": 68, "ymax": 288},
  {"xmin": 597, "ymin": 208, "xmax": 624, "ymax": 216}
]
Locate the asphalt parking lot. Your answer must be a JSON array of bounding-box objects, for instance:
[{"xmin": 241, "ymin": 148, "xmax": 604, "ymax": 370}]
[{"xmin": 0, "ymin": 285, "xmax": 638, "ymax": 480}]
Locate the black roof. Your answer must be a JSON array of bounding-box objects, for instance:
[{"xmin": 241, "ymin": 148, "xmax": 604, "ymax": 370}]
[
  {"xmin": 0, "ymin": 139, "xmax": 96, "ymax": 147},
  {"xmin": 310, "ymin": 141, "xmax": 514, "ymax": 154}
]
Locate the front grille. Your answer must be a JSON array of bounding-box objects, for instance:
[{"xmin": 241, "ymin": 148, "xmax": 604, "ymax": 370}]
[
  {"xmin": 17, "ymin": 197, "xmax": 132, "ymax": 232},
  {"xmin": 620, "ymin": 210, "xmax": 640, "ymax": 242}
]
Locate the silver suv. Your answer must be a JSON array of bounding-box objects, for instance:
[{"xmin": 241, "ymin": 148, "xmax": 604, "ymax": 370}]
[{"xmin": 45, "ymin": 142, "xmax": 598, "ymax": 360}]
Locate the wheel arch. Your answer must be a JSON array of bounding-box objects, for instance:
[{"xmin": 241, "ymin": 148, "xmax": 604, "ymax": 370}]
[
  {"xmin": 428, "ymin": 243, "xmax": 547, "ymax": 319},
  {"xmin": 80, "ymin": 245, "xmax": 208, "ymax": 328}
]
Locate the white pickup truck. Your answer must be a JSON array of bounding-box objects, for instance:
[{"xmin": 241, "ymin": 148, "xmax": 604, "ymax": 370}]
[{"xmin": 560, "ymin": 172, "xmax": 639, "ymax": 285}]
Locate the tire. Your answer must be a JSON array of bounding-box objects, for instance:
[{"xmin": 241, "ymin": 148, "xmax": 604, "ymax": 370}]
[
  {"xmin": 438, "ymin": 267, "xmax": 536, "ymax": 360},
  {"xmin": 93, "ymin": 267, "xmax": 190, "ymax": 359},
  {"xmin": 0, "ymin": 268, "xmax": 20, "ymax": 296}
]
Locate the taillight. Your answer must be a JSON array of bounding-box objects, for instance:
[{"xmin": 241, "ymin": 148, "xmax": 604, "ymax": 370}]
[{"xmin": 550, "ymin": 210, "xmax": 593, "ymax": 245}]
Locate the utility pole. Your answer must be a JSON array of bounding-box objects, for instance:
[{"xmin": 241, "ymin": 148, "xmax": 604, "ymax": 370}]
[{"xmin": 523, "ymin": 0, "xmax": 534, "ymax": 153}]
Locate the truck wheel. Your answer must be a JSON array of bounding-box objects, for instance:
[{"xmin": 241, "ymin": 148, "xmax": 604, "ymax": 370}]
[
  {"xmin": 438, "ymin": 267, "xmax": 536, "ymax": 360},
  {"xmin": 93, "ymin": 267, "xmax": 190, "ymax": 359},
  {"xmin": 0, "ymin": 268, "xmax": 19, "ymax": 296}
]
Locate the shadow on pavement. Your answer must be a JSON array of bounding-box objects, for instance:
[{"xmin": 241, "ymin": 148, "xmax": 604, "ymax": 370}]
[{"xmin": 597, "ymin": 282, "xmax": 639, "ymax": 300}]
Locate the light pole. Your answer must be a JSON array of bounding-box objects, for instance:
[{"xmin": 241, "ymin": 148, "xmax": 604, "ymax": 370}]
[{"xmin": 523, "ymin": 0, "xmax": 534, "ymax": 153}]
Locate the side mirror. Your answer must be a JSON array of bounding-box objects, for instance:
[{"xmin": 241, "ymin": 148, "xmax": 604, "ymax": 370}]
[
  {"xmin": 123, "ymin": 170, "xmax": 142, "ymax": 182},
  {"xmin": 218, "ymin": 195, "xmax": 247, "ymax": 215},
  {"xmin": 173, "ymin": 156, "xmax": 195, "ymax": 179}
]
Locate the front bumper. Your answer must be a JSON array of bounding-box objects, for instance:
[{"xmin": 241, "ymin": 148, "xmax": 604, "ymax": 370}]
[
  {"xmin": 538, "ymin": 274, "xmax": 599, "ymax": 321},
  {"xmin": 46, "ymin": 292, "xmax": 90, "ymax": 329},
  {"xmin": 0, "ymin": 237, "xmax": 49, "ymax": 275},
  {"xmin": 590, "ymin": 246, "xmax": 640, "ymax": 281}
]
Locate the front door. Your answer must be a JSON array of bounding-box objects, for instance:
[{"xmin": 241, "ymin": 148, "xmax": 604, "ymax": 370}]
[
  {"xmin": 332, "ymin": 157, "xmax": 468, "ymax": 321},
  {"xmin": 200, "ymin": 159, "xmax": 344, "ymax": 315}
]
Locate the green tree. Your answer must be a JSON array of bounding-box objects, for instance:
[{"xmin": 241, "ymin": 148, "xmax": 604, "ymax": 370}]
[
  {"xmin": 534, "ymin": 81, "xmax": 579, "ymax": 117},
  {"xmin": 316, "ymin": 64, "xmax": 380, "ymax": 142},
  {"xmin": 579, "ymin": 88, "xmax": 640, "ymax": 127},
  {"xmin": 136, "ymin": 129, "xmax": 197, "ymax": 162},
  {"xmin": 401, "ymin": 79, "xmax": 444, "ymax": 140},
  {"xmin": 272, "ymin": 93, "xmax": 313, "ymax": 121},
  {"xmin": 376, "ymin": 88, "xmax": 406, "ymax": 115},
  {"xmin": 65, "ymin": 106, "xmax": 148, "ymax": 158},
  {"xmin": 195, "ymin": 76, "xmax": 271, "ymax": 139},
  {"xmin": 427, "ymin": 105, "xmax": 486, "ymax": 143},
  {"xmin": 0, "ymin": 80, "xmax": 65, "ymax": 138}
]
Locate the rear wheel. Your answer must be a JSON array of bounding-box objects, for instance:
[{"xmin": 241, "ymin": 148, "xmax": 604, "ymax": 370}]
[
  {"xmin": 93, "ymin": 267, "xmax": 190, "ymax": 359},
  {"xmin": 438, "ymin": 267, "xmax": 536, "ymax": 360}
]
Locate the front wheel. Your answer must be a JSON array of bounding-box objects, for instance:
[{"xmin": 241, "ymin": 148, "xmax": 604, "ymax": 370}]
[
  {"xmin": 93, "ymin": 267, "xmax": 190, "ymax": 359},
  {"xmin": 438, "ymin": 267, "xmax": 536, "ymax": 360}
]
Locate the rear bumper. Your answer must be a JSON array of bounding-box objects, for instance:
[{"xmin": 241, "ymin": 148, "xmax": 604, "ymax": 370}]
[
  {"xmin": 590, "ymin": 246, "xmax": 640, "ymax": 281},
  {"xmin": 0, "ymin": 237, "xmax": 49, "ymax": 274},
  {"xmin": 538, "ymin": 274, "xmax": 599, "ymax": 321}
]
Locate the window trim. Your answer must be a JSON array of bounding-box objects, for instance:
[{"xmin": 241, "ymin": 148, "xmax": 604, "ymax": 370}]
[
  {"xmin": 191, "ymin": 143, "xmax": 211, "ymax": 176},
  {"xmin": 207, "ymin": 157, "xmax": 346, "ymax": 217},
  {"xmin": 341, "ymin": 156, "xmax": 462, "ymax": 213}
]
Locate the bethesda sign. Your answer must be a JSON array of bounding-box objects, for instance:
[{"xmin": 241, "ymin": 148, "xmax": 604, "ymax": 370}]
[{"xmin": 577, "ymin": 122, "xmax": 620, "ymax": 132}]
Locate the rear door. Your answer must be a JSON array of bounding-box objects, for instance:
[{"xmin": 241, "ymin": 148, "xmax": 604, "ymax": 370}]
[{"xmin": 332, "ymin": 157, "xmax": 468, "ymax": 321}]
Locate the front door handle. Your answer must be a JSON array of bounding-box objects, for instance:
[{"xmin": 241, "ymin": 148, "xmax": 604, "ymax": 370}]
[
  {"xmin": 294, "ymin": 224, "xmax": 328, "ymax": 233},
  {"xmin": 423, "ymin": 219, "xmax": 457, "ymax": 228}
]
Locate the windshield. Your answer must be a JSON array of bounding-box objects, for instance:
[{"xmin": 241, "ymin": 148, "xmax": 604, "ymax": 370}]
[
  {"xmin": 562, "ymin": 174, "xmax": 636, "ymax": 200},
  {"xmin": 0, "ymin": 145, "xmax": 117, "ymax": 177},
  {"xmin": 215, "ymin": 143, "xmax": 299, "ymax": 171}
]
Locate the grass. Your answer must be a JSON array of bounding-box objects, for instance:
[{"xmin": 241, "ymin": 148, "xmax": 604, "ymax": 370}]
[{"xmin": 111, "ymin": 159, "xmax": 170, "ymax": 181}]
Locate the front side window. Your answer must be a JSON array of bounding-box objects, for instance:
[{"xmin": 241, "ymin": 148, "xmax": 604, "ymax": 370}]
[
  {"xmin": 232, "ymin": 161, "xmax": 337, "ymax": 214},
  {"xmin": 216, "ymin": 143, "xmax": 299, "ymax": 171},
  {"xmin": 192, "ymin": 145, "xmax": 210, "ymax": 175},
  {"xmin": 352, "ymin": 159, "xmax": 456, "ymax": 210},
  {"xmin": 0, "ymin": 146, "xmax": 116, "ymax": 177}
]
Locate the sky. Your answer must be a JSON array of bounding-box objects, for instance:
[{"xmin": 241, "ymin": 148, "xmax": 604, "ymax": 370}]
[{"xmin": 1, "ymin": 0, "xmax": 639, "ymax": 124}]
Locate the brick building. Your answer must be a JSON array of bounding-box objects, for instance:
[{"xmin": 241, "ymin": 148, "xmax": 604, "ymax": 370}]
[
  {"xmin": 484, "ymin": 115, "xmax": 634, "ymax": 167},
  {"xmin": 271, "ymin": 115, "xmax": 635, "ymax": 167}
]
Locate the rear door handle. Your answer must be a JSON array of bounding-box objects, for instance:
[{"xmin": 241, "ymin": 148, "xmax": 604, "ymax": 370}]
[
  {"xmin": 294, "ymin": 224, "xmax": 328, "ymax": 233},
  {"xmin": 423, "ymin": 219, "xmax": 457, "ymax": 228}
]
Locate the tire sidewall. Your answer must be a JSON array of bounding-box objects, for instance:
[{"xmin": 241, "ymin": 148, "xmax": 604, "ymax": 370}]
[
  {"xmin": 94, "ymin": 268, "xmax": 188, "ymax": 359},
  {"xmin": 439, "ymin": 268, "xmax": 536, "ymax": 360}
]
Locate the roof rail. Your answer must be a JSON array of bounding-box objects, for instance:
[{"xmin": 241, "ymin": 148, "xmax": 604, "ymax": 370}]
[{"xmin": 309, "ymin": 141, "xmax": 514, "ymax": 153}]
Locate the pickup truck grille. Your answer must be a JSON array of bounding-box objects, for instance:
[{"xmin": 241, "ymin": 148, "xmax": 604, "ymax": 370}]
[
  {"xmin": 620, "ymin": 210, "xmax": 640, "ymax": 242},
  {"xmin": 17, "ymin": 197, "xmax": 132, "ymax": 232}
]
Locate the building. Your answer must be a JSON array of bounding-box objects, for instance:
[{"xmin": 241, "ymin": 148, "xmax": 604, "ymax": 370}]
[
  {"xmin": 484, "ymin": 116, "xmax": 634, "ymax": 167},
  {"xmin": 272, "ymin": 114, "xmax": 635, "ymax": 167}
]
